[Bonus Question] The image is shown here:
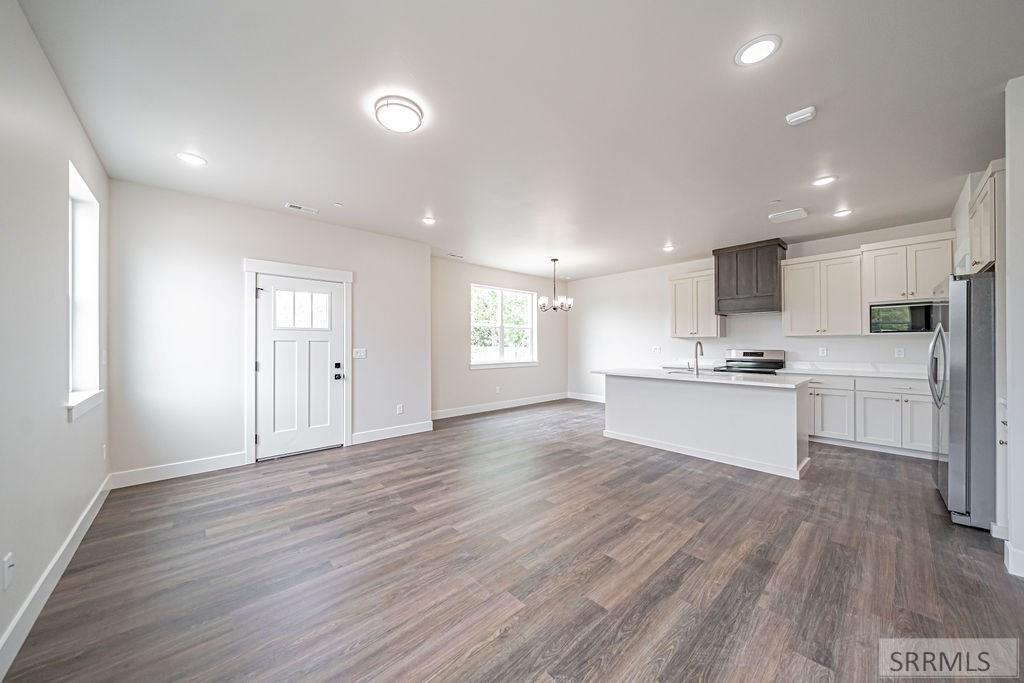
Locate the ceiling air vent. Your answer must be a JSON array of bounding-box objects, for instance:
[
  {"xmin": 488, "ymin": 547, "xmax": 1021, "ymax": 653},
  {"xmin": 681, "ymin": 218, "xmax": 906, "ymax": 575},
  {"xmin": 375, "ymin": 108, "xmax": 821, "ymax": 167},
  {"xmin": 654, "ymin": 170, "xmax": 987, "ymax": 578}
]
[
  {"xmin": 768, "ymin": 207, "xmax": 808, "ymax": 223},
  {"xmin": 284, "ymin": 202, "xmax": 319, "ymax": 216}
]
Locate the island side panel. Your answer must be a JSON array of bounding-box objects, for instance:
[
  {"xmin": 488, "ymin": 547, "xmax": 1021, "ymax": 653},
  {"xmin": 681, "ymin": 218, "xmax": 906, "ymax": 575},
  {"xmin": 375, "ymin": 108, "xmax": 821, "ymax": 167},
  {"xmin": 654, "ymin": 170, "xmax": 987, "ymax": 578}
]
[{"xmin": 603, "ymin": 374, "xmax": 805, "ymax": 479}]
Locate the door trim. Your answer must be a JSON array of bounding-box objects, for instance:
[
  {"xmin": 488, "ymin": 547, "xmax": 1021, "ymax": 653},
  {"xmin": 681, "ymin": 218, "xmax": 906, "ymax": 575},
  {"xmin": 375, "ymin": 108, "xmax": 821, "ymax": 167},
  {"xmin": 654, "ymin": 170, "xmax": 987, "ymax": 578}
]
[{"xmin": 243, "ymin": 259, "xmax": 353, "ymax": 465}]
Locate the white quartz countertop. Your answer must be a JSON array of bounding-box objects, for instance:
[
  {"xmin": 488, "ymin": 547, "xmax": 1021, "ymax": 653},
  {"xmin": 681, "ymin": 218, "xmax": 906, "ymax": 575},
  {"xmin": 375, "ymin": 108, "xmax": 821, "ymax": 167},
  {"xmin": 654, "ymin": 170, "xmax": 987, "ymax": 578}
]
[
  {"xmin": 775, "ymin": 364, "xmax": 927, "ymax": 380},
  {"xmin": 593, "ymin": 368, "xmax": 812, "ymax": 389}
]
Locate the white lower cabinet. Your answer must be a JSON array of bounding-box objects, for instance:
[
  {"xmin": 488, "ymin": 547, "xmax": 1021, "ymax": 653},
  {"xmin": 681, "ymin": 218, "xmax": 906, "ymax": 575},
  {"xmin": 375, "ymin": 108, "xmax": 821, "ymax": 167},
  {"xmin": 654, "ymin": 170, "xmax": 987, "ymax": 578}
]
[
  {"xmin": 813, "ymin": 389, "xmax": 855, "ymax": 440},
  {"xmin": 900, "ymin": 394, "xmax": 937, "ymax": 452},
  {"xmin": 855, "ymin": 391, "xmax": 902, "ymax": 447}
]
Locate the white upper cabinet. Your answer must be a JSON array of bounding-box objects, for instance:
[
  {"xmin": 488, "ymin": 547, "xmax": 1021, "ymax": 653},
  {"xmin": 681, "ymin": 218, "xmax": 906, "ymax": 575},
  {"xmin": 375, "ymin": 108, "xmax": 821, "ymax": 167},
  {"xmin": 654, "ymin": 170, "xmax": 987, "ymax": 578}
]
[
  {"xmin": 670, "ymin": 270, "xmax": 722, "ymax": 338},
  {"xmin": 782, "ymin": 261, "xmax": 820, "ymax": 336},
  {"xmin": 819, "ymin": 256, "xmax": 862, "ymax": 335},
  {"xmin": 862, "ymin": 246, "xmax": 909, "ymax": 302},
  {"xmin": 861, "ymin": 234, "xmax": 953, "ymax": 305},
  {"xmin": 968, "ymin": 173, "xmax": 997, "ymax": 272},
  {"xmin": 782, "ymin": 253, "xmax": 860, "ymax": 336}
]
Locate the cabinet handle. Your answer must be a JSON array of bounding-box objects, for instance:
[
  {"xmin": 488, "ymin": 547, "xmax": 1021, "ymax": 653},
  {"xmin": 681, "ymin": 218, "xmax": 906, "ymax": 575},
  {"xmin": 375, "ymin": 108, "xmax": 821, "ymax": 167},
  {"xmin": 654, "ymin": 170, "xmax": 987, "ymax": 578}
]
[
  {"xmin": 999, "ymin": 439, "xmax": 1008, "ymax": 446},
  {"xmin": 904, "ymin": 399, "xmax": 909, "ymax": 403},
  {"xmin": 894, "ymin": 398, "xmax": 900, "ymax": 402},
  {"xmin": 901, "ymin": 291, "xmax": 907, "ymax": 297},
  {"xmin": 909, "ymin": 291, "xmax": 915, "ymax": 296},
  {"xmin": 1002, "ymin": 420, "xmax": 1008, "ymax": 426},
  {"xmin": 972, "ymin": 260, "xmax": 980, "ymax": 266}
]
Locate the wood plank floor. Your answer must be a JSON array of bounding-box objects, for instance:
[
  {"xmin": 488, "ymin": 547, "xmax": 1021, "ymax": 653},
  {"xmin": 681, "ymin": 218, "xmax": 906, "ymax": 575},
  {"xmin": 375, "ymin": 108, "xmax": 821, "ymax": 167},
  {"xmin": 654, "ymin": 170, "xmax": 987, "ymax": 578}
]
[{"xmin": 8, "ymin": 400, "xmax": 1024, "ymax": 681}]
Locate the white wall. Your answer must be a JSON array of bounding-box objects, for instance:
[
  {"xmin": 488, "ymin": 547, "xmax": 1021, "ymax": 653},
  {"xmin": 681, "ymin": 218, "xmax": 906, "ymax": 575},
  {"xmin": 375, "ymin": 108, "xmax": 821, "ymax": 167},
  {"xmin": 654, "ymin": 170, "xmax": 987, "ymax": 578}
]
[
  {"xmin": 108, "ymin": 181, "xmax": 432, "ymax": 473},
  {"xmin": 0, "ymin": 0, "xmax": 110, "ymax": 673},
  {"xmin": 568, "ymin": 219, "xmax": 949, "ymax": 399},
  {"xmin": 1004, "ymin": 76, "xmax": 1024, "ymax": 576},
  {"xmin": 431, "ymin": 257, "xmax": 568, "ymax": 416}
]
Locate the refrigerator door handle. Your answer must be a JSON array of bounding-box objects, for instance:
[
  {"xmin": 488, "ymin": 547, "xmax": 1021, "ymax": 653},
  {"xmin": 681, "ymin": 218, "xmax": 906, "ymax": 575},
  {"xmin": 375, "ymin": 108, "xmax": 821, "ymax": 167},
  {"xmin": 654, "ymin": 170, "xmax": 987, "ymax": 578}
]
[
  {"xmin": 927, "ymin": 323, "xmax": 943, "ymax": 408},
  {"xmin": 935, "ymin": 323, "xmax": 948, "ymax": 407}
]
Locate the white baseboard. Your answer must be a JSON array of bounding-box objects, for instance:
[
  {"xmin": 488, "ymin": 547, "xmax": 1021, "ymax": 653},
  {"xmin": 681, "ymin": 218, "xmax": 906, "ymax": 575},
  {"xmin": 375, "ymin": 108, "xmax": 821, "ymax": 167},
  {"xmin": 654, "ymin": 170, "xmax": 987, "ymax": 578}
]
[
  {"xmin": 107, "ymin": 451, "xmax": 247, "ymax": 489},
  {"xmin": 602, "ymin": 429, "xmax": 802, "ymax": 480},
  {"xmin": 991, "ymin": 523, "xmax": 1009, "ymax": 540},
  {"xmin": 810, "ymin": 436, "xmax": 938, "ymax": 460},
  {"xmin": 351, "ymin": 420, "xmax": 433, "ymax": 444},
  {"xmin": 431, "ymin": 393, "xmax": 567, "ymax": 420},
  {"xmin": 0, "ymin": 474, "xmax": 110, "ymax": 678},
  {"xmin": 1005, "ymin": 541, "xmax": 1024, "ymax": 577},
  {"xmin": 567, "ymin": 392, "xmax": 605, "ymax": 403}
]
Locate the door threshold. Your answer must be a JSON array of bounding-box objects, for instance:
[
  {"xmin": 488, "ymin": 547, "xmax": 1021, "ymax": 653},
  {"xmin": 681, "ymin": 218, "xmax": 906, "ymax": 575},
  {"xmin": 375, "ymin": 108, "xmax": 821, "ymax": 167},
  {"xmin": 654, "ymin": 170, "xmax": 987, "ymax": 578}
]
[{"xmin": 257, "ymin": 443, "xmax": 345, "ymax": 462}]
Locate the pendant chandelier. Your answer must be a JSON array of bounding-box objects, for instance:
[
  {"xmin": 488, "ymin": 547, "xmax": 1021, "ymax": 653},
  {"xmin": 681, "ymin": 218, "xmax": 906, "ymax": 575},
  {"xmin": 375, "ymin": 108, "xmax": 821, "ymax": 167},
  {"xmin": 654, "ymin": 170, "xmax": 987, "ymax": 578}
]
[{"xmin": 538, "ymin": 258, "xmax": 573, "ymax": 312}]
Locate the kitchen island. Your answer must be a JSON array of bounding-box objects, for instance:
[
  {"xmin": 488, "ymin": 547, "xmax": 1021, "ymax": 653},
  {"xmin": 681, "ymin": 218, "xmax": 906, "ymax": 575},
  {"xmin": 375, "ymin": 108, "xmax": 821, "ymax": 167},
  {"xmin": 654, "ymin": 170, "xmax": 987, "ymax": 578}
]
[{"xmin": 593, "ymin": 368, "xmax": 813, "ymax": 479}]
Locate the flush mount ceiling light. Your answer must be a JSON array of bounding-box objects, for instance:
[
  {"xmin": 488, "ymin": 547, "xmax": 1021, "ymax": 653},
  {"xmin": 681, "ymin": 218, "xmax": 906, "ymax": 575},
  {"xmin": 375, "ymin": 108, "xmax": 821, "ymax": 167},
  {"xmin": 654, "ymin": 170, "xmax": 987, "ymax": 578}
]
[
  {"xmin": 812, "ymin": 175, "xmax": 838, "ymax": 187},
  {"xmin": 785, "ymin": 105, "xmax": 817, "ymax": 126},
  {"xmin": 422, "ymin": 215, "xmax": 436, "ymax": 225},
  {"xmin": 734, "ymin": 34, "xmax": 781, "ymax": 66},
  {"xmin": 768, "ymin": 207, "xmax": 808, "ymax": 223},
  {"xmin": 175, "ymin": 151, "xmax": 207, "ymax": 166},
  {"xmin": 374, "ymin": 95, "xmax": 423, "ymax": 133},
  {"xmin": 539, "ymin": 259, "xmax": 573, "ymax": 313},
  {"xmin": 663, "ymin": 243, "xmax": 675, "ymax": 253},
  {"xmin": 833, "ymin": 208, "xmax": 853, "ymax": 217}
]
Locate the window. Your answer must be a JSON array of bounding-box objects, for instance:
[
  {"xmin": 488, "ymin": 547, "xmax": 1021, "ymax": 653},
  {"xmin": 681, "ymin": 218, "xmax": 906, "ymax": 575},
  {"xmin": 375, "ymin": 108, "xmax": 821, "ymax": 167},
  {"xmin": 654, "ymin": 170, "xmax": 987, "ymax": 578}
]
[
  {"xmin": 470, "ymin": 284, "xmax": 537, "ymax": 366},
  {"xmin": 67, "ymin": 161, "xmax": 101, "ymax": 419}
]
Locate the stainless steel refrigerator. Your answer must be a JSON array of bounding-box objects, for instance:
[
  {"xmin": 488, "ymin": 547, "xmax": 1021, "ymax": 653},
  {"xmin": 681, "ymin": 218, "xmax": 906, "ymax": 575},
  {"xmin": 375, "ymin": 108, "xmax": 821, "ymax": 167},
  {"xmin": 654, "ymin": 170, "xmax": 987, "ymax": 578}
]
[{"xmin": 928, "ymin": 266, "xmax": 996, "ymax": 529}]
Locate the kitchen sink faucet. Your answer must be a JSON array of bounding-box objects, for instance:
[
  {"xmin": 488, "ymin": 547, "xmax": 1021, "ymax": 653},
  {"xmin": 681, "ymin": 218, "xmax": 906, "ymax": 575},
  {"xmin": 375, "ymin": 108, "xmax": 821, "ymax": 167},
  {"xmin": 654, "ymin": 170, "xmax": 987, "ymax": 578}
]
[{"xmin": 694, "ymin": 341, "xmax": 703, "ymax": 377}]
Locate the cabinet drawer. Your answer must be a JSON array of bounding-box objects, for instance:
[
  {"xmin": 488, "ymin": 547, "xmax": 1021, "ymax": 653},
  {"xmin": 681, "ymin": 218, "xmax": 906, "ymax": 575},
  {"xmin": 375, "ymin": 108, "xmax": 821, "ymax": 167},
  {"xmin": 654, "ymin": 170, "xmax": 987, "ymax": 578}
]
[
  {"xmin": 854, "ymin": 377, "xmax": 929, "ymax": 395},
  {"xmin": 804, "ymin": 375, "xmax": 855, "ymax": 391}
]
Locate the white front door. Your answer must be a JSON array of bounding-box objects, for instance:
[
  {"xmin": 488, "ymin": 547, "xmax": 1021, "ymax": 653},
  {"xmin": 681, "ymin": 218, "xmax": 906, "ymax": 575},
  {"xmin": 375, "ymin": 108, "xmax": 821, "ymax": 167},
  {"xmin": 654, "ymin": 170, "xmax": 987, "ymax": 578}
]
[{"xmin": 256, "ymin": 274, "xmax": 345, "ymax": 459}]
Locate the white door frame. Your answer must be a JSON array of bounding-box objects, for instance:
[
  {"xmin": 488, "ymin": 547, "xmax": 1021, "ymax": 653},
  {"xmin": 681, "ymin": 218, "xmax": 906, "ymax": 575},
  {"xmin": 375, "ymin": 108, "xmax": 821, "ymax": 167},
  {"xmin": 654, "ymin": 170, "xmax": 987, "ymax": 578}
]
[{"xmin": 243, "ymin": 258, "xmax": 353, "ymax": 465}]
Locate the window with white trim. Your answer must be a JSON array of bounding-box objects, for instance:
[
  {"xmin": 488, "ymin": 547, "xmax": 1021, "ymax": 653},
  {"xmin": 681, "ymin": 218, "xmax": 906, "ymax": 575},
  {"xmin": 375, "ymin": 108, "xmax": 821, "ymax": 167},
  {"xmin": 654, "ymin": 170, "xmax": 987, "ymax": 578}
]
[
  {"xmin": 470, "ymin": 284, "xmax": 537, "ymax": 366},
  {"xmin": 68, "ymin": 161, "xmax": 100, "ymax": 398}
]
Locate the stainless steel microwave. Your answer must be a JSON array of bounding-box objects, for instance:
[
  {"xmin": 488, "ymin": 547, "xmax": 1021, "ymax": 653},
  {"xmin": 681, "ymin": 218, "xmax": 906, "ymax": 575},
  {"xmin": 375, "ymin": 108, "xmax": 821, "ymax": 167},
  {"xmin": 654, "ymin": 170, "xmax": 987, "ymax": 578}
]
[{"xmin": 869, "ymin": 301, "xmax": 948, "ymax": 334}]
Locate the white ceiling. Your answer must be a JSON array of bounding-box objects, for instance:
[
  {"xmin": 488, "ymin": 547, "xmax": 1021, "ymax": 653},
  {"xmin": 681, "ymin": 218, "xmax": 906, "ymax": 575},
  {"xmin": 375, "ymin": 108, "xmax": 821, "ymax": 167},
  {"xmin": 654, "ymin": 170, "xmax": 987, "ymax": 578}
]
[{"xmin": 21, "ymin": 0, "xmax": 1024, "ymax": 279}]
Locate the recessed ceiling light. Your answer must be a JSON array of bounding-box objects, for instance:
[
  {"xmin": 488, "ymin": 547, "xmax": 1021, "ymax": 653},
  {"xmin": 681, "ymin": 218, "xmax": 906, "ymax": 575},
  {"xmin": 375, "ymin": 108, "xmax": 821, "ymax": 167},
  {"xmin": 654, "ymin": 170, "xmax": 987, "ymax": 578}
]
[
  {"xmin": 374, "ymin": 95, "xmax": 423, "ymax": 133},
  {"xmin": 446, "ymin": 252, "xmax": 463, "ymax": 259},
  {"xmin": 176, "ymin": 151, "xmax": 207, "ymax": 166},
  {"xmin": 663, "ymin": 243, "xmax": 675, "ymax": 252},
  {"xmin": 734, "ymin": 34, "xmax": 781, "ymax": 66},
  {"xmin": 833, "ymin": 208, "xmax": 853, "ymax": 217},
  {"xmin": 422, "ymin": 215, "xmax": 436, "ymax": 225},
  {"xmin": 812, "ymin": 175, "xmax": 838, "ymax": 187},
  {"xmin": 333, "ymin": 201, "xmax": 344, "ymax": 207},
  {"xmin": 785, "ymin": 106, "xmax": 817, "ymax": 126}
]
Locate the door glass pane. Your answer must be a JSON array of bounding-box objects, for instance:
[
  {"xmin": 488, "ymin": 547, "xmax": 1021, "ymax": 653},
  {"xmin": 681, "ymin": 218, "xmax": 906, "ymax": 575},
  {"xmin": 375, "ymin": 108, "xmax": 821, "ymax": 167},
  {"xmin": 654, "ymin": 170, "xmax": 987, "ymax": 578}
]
[
  {"xmin": 295, "ymin": 291, "xmax": 312, "ymax": 328},
  {"xmin": 471, "ymin": 326, "xmax": 500, "ymax": 364},
  {"xmin": 312, "ymin": 292, "xmax": 330, "ymax": 329},
  {"xmin": 275, "ymin": 290, "xmax": 294, "ymax": 328}
]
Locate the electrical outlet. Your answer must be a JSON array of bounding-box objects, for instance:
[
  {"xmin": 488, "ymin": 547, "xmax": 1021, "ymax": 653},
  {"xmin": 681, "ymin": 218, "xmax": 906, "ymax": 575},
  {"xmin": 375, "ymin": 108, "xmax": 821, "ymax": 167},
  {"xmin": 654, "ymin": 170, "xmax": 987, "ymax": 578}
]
[
  {"xmin": 353, "ymin": 348, "xmax": 367, "ymax": 359},
  {"xmin": 651, "ymin": 346, "xmax": 661, "ymax": 354},
  {"xmin": 2, "ymin": 552, "xmax": 13, "ymax": 591},
  {"xmin": 894, "ymin": 347, "xmax": 905, "ymax": 359},
  {"xmin": 395, "ymin": 403, "xmax": 404, "ymax": 415},
  {"xmin": 495, "ymin": 386, "xmax": 501, "ymax": 394},
  {"xmin": 818, "ymin": 346, "xmax": 828, "ymax": 357}
]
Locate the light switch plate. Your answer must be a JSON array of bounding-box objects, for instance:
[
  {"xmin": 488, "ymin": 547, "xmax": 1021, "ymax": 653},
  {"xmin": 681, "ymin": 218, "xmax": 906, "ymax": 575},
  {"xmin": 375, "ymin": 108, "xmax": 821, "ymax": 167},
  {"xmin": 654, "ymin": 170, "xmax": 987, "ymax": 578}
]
[
  {"xmin": 395, "ymin": 403, "xmax": 404, "ymax": 415},
  {"xmin": 894, "ymin": 347, "xmax": 905, "ymax": 358},
  {"xmin": 353, "ymin": 348, "xmax": 367, "ymax": 359},
  {"xmin": 651, "ymin": 346, "xmax": 661, "ymax": 354},
  {"xmin": 818, "ymin": 346, "xmax": 828, "ymax": 357}
]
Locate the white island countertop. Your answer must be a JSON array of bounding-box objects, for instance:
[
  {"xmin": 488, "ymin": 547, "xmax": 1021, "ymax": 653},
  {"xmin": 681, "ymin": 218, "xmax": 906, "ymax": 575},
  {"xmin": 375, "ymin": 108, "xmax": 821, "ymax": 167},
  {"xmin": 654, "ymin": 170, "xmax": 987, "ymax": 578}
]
[
  {"xmin": 775, "ymin": 363, "xmax": 927, "ymax": 380},
  {"xmin": 593, "ymin": 368, "xmax": 812, "ymax": 389}
]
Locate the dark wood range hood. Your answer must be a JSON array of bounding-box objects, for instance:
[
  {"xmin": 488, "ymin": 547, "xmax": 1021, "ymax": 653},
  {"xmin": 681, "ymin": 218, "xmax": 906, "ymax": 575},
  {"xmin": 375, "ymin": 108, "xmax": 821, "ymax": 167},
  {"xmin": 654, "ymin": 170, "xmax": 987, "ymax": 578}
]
[{"xmin": 711, "ymin": 238, "xmax": 788, "ymax": 314}]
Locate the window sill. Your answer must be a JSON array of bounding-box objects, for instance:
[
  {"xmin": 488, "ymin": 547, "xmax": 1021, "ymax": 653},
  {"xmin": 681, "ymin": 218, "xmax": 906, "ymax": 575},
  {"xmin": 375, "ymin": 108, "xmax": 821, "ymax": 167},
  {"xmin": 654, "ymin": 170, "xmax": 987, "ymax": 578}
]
[
  {"xmin": 66, "ymin": 389, "xmax": 104, "ymax": 422},
  {"xmin": 469, "ymin": 362, "xmax": 539, "ymax": 370}
]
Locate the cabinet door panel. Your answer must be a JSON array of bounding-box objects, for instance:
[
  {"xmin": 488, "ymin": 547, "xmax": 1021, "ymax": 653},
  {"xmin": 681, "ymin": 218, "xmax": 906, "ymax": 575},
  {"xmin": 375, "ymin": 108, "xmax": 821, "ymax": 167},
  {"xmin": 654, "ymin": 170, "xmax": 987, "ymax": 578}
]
[
  {"xmin": 815, "ymin": 389, "xmax": 855, "ymax": 440},
  {"xmin": 901, "ymin": 394, "xmax": 937, "ymax": 452},
  {"xmin": 694, "ymin": 275, "xmax": 720, "ymax": 338},
  {"xmin": 855, "ymin": 391, "xmax": 902, "ymax": 447},
  {"xmin": 819, "ymin": 256, "xmax": 862, "ymax": 336},
  {"xmin": 907, "ymin": 240, "xmax": 952, "ymax": 299},
  {"xmin": 782, "ymin": 262, "xmax": 820, "ymax": 336},
  {"xmin": 969, "ymin": 178, "xmax": 995, "ymax": 271},
  {"xmin": 671, "ymin": 279, "xmax": 695, "ymax": 338},
  {"xmin": 862, "ymin": 247, "xmax": 907, "ymax": 302}
]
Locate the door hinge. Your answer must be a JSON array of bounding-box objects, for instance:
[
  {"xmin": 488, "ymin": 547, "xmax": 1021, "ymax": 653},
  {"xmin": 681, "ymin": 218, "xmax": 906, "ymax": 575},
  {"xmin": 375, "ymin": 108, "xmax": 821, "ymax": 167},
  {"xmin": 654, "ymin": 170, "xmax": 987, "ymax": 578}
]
[
  {"xmin": 255, "ymin": 434, "xmax": 259, "ymax": 445},
  {"xmin": 255, "ymin": 361, "xmax": 260, "ymax": 372},
  {"xmin": 256, "ymin": 286, "xmax": 264, "ymax": 298}
]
